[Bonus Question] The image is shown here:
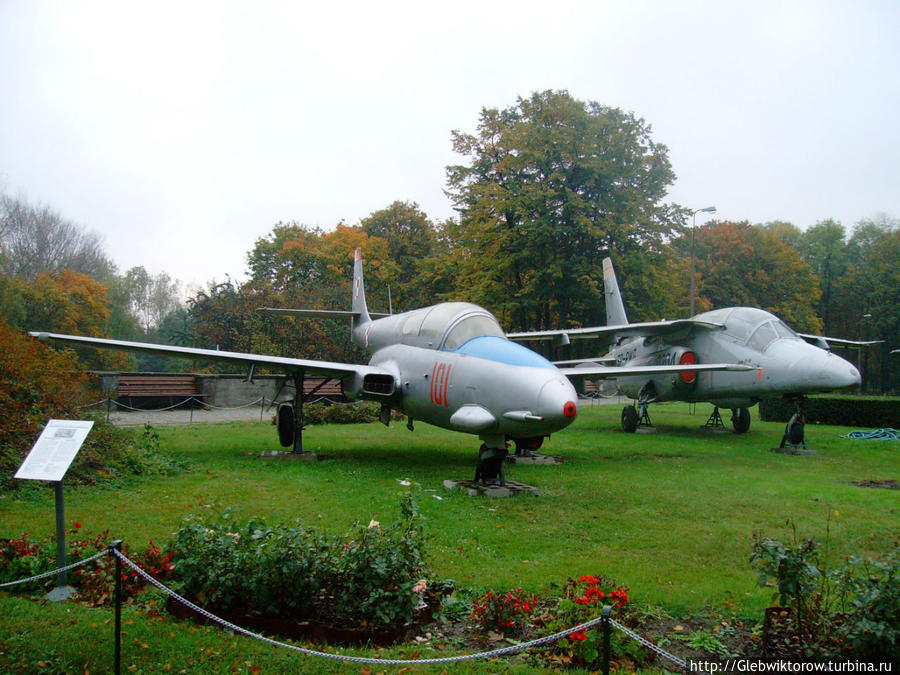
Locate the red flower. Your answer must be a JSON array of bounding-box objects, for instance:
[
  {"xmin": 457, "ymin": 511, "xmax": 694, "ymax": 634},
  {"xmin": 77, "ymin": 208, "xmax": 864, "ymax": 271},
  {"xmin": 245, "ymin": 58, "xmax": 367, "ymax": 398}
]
[
  {"xmin": 74, "ymin": 522, "xmax": 81, "ymax": 529},
  {"xmin": 570, "ymin": 631, "xmax": 588, "ymax": 641}
]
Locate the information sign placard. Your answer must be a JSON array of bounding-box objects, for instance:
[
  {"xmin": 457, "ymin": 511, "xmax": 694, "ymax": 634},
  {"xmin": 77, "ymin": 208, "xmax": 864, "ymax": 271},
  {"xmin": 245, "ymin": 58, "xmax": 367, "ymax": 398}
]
[{"xmin": 14, "ymin": 420, "xmax": 94, "ymax": 482}]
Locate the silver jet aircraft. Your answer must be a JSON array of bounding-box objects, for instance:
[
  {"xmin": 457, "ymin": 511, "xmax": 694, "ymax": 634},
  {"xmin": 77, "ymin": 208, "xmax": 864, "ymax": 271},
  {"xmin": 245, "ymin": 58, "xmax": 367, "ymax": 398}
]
[
  {"xmin": 508, "ymin": 257, "xmax": 862, "ymax": 446},
  {"xmin": 31, "ymin": 249, "xmax": 746, "ymax": 484}
]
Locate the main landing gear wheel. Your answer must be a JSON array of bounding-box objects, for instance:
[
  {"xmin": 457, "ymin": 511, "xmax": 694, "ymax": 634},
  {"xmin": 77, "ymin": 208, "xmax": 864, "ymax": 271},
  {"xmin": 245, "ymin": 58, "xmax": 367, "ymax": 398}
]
[
  {"xmin": 277, "ymin": 404, "xmax": 295, "ymax": 447},
  {"xmin": 513, "ymin": 436, "xmax": 544, "ymax": 456},
  {"xmin": 621, "ymin": 405, "xmax": 639, "ymax": 433},
  {"xmin": 731, "ymin": 407, "xmax": 751, "ymax": 434},
  {"xmin": 474, "ymin": 444, "xmax": 508, "ymax": 486}
]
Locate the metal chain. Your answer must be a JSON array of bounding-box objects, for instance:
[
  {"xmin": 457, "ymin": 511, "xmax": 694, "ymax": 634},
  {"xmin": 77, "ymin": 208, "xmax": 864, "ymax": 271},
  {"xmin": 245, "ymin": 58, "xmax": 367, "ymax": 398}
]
[
  {"xmin": 110, "ymin": 398, "xmax": 195, "ymax": 412},
  {"xmin": 75, "ymin": 399, "xmax": 109, "ymax": 409},
  {"xmin": 200, "ymin": 397, "xmax": 265, "ymax": 410},
  {"xmin": 0, "ymin": 549, "xmax": 110, "ymax": 589},
  {"xmin": 611, "ymin": 618, "xmax": 688, "ymax": 671},
  {"xmin": 2, "ymin": 546, "xmax": 691, "ymax": 670},
  {"xmin": 115, "ymin": 550, "xmax": 630, "ymax": 666}
]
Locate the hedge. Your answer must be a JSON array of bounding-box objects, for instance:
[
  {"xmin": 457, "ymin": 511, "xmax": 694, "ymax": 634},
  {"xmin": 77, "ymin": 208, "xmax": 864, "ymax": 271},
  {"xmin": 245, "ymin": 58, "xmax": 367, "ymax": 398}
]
[{"xmin": 759, "ymin": 395, "xmax": 900, "ymax": 428}]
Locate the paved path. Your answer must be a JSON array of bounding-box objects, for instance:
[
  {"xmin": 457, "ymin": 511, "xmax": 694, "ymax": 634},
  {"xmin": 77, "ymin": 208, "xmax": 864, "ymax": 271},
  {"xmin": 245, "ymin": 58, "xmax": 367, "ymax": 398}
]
[
  {"xmin": 106, "ymin": 403, "xmax": 272, "ymax": 427},
  {"xmin": 103, "ymin": 395, "xmax": 629, "ymax": 428}
]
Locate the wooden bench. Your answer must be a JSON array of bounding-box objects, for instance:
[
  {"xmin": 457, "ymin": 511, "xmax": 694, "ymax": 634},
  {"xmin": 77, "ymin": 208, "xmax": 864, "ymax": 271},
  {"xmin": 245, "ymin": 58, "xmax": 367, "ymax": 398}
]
[
  {"xmin": 581, "ymin": 379, "xmax": 600, "ymax": 398},
  {"xmin": 116, "ymin": 375, "xmax": 204, "ymax": 407},
  {"xmin": 302, "ymin": 378, "xmax": 344, "ymax": 401}
]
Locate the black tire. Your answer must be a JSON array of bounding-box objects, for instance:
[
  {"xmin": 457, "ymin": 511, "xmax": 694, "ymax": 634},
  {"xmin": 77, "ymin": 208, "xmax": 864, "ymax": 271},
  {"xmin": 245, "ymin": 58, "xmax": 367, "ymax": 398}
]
[
  {"xmin": 277, "ymin": 404, "xmax": 295, "ymax": 447},
  {"xmin": 732, "ymin": 407, "xmax": 751, "ymax": 434},
  {"xmin": 514, "ymin": 436, "xmax": 544, "ymax": 455},
  {"xmin": 622, "ymin": 405, "xmax": 639, "ymax": 433},
  {"xmin": 788, "ymin": 418, "xmax": 805, "ymax": 446}
]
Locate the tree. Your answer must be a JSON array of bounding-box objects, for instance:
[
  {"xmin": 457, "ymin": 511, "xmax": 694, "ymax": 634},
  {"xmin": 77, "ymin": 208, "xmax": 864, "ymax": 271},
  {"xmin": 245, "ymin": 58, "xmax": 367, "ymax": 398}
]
[
  {"xmin": 360, "ymin": 201, "xmax": 437, "ymax": 310},
  {"xmin": 0, "ymin": 193, "xmax": 113, "ymax": 280},
  {"xmin": 445, "ymin": 90, "xmax": 683, "ymax": 331},
  {"xmin": 0, "ymin": 318, "xmax": 88, "ymax": 481},
  {"xmin": 19, "ymin": 270, "xmax": 134, "ymax": 370},
  {"xmin": 688, "ymin": 221, "xmax": 823, "ymax": 332},
  {"xmin": 121, "ymin": 266, "xmax": 182, "ymax": 332},
  {"xmin": 798, "ymin": 220, "xmax": 848, "ymax": 335},
  {"xmin": 831, "ymin": 218, "xmax": 900, "ymax": 392}
]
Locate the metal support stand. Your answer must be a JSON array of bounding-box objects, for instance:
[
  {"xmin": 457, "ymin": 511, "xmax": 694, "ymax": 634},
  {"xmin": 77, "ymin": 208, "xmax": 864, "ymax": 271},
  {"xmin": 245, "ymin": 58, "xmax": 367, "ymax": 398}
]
[
  {"xmin": 54, "ymin": 481, "xmax": 66, "ymax": 587},
  {"xmin": 293, "ymin": 371, "xmax": 304, "ymax": 454},
  {"xmin": 601, "ymin": 605, "xmax": 612, "ymax": 675},
  {"xmin": 637, "ymin": 403, "xmax": 653, "ymax": 428},
  {"xmin": 110, "ymin": 540, "xmax": 123, "ymax": 675},
  {"xmin": 45, "ymin": 481, "xmax": 76, "ymax": 601},
  {"xmin": 703, "ymin": 406, "xmax": 726, "ymax": 429}
]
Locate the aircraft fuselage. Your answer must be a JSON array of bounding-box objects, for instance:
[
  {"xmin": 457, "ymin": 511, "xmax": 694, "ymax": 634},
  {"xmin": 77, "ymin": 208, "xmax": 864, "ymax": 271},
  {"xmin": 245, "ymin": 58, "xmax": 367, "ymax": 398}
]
[{"xmin": 610, "ymin": 307, "xmax": 861, "ymax": 408}]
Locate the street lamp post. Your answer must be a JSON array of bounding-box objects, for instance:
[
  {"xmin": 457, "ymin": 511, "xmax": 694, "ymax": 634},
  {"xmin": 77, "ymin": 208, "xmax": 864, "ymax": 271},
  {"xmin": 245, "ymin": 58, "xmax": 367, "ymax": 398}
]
[
  {"xmin": 862, "ymin": 313, "xmax": 872, "ymax": 393},
  {"xmin": 689, "ymin": 206, "xmax": 717, "ymax": 316}
]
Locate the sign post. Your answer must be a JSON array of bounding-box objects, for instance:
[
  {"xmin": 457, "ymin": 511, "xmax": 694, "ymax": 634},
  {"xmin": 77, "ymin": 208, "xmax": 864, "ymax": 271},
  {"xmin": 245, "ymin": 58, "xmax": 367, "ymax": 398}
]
[{"xmin": 14, "ymin": 419, "xmax": 94, "ymax": 601}]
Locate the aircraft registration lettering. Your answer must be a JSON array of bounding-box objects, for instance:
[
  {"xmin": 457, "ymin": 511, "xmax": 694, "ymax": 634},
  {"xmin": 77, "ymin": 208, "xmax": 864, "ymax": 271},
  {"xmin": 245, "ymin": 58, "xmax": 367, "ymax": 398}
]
[{"xmin": 430, "ymin": 362, "xmax": 452, "ymax": 407}]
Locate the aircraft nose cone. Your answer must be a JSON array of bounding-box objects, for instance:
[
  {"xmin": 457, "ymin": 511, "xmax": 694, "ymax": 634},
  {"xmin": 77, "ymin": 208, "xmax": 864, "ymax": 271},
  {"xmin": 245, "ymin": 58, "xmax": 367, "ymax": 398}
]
[
  {"xmin": 537, "ymin": 377, "xmax": 578, "ymax": 428},
  {"xmin": 790, "ymin": 351, "xmax": 861, "ymax": 391}
]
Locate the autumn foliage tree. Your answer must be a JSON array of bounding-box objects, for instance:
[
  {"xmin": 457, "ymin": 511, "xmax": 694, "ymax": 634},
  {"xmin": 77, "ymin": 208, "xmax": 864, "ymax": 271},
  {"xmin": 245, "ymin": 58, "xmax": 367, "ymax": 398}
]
[
  {"xmin": 0, "ymin": 318, "xmax": 87, "ymax": 478},
  {"xmin": 685, "ymin": 221, "xmax": 823, "ymax": 332}
]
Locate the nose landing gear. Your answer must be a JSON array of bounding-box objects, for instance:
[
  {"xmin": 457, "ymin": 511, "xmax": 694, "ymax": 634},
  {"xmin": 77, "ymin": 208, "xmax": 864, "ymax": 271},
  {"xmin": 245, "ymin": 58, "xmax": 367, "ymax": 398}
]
[
  {"xmin": 474, "ymin": 443, "xmax": 508, "ymax": 486},
  {"xmin": 778, "ymin": 396, "xmax": 808, "ymax": 451}
]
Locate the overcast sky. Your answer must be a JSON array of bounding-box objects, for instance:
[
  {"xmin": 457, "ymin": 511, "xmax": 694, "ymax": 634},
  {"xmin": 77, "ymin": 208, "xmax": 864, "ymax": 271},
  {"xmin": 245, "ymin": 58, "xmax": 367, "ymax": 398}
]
[{"xmin": 2, "ymin": 1, "xmax": 898, "ymax": 291}]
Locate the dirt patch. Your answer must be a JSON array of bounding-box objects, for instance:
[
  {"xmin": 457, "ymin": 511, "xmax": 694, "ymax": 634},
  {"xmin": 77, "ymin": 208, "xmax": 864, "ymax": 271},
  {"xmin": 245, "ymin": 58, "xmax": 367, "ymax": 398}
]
[{"xmin": 852, "ymin": 479, "xmax": 900, "ymax": 490}]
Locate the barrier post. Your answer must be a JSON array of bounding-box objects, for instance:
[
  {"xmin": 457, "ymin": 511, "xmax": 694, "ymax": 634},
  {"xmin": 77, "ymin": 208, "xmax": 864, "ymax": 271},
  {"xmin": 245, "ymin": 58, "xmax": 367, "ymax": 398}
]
[
  {"xmin": 110, "ymin": 540, "xmax": 123, "ymax": 675},
  {"xmin": 601, "ymin": 604, "xmax": 611, "ymax": 675}
]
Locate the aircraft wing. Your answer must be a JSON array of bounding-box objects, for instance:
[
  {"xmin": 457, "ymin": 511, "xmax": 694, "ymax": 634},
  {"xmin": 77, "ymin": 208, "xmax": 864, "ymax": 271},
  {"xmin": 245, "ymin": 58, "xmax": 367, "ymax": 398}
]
[
  {"xmin": 797, "ymin": 333, "xmax": 883, "ymax": 350},
  {"xmin": 28, "ymin": 332, "xmax": 390, "ymax": 381},
  {"xmin": 557, "ymin": 362, "xmax": 754, "ymax": 379},
  {"xmin": 259, "ymin": 308, "xmax": 391, "ymax": 319},
  {"xmin": 507, "ymin": 318, "xmax": 725, "ymax": 347}
]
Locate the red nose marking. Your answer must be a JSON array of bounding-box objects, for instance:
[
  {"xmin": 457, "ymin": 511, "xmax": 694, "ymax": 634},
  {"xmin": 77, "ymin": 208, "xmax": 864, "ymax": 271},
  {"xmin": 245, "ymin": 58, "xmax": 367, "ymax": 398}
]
[{"xmin": 563, "ymin": 401, "xmax": 577, "ymax": 418}]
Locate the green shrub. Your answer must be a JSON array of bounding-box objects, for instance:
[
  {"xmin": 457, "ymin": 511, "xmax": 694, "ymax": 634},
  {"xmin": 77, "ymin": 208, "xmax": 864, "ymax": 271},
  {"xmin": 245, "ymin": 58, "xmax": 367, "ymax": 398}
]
[
  {"xmin": 0, "ymin": 523, "xmax": 173, "ymax": 603},
  {"xmin": 469, "ymin": 587, "xmax": 538, "ymax": 636},
  {"xmin": 759, "ymin": 395, "xmax": 900, "ymax": 427},
  {"xmin": 291, "ymin": 401, "xmax": 380, "ymax": 426},
  {"xmin": 534, "ymin": 575, "xmax": 643, "ymax": 670},
  {"xmin": 751, "ymin": 525, "xmax": 900, "ymax": 660},
  {"xmin": 167, "ymin": 493, "xmax": 435, "ymax": 630},
  {"xmin": 835, "ymin": 549, "xmax": 900, "ymax": 661}
]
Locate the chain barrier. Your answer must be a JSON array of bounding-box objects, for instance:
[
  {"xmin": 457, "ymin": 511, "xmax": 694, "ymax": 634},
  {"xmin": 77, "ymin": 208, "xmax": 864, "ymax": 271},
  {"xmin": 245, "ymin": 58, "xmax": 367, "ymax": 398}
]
[
  {"xmin": 108, "ymin": 396, "xmax": 282, "ymax": 413},
  {"xmin": 0, "ymin": 549, "xmax": 110, "ymax": 589},
  {"xmin": 1, "ymin": 546, "xmax": 688, "ymax": 670},
  {"xmin": 115, "ymin": 549, "xmax": 650, "ymax": 667},
  {"xmin": 610, "ymin": 618, "xmax": 688, "ymax": 671},
  {"xmin": 109, "ymin": 398, "xmax": 198, "ymax": 412},
  {"xmin": 75, "ymin": 399, "xmax": 111, "ymax": 410},
  {"xmin": 200, "ymin": 397, "xmax": 265, "ymax": 410}
]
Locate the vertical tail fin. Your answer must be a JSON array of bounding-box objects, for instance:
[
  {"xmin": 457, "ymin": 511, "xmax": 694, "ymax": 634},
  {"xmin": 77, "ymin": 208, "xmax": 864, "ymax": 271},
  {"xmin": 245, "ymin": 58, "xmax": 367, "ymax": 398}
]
[
  {"xmin": 602, "ymin": 257, "xmax": 629, "ymax": 326},
  {"xmin": 351, "ymin": 248, "xmax": 371, "ymax": 336}
]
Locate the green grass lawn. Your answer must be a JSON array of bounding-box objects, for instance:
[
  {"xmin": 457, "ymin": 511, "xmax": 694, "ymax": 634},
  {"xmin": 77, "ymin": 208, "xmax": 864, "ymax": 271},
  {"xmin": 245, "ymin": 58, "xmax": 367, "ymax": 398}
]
[{"xmin": 1, "ymin": 402, "xmax": 898, "ymax": 672}]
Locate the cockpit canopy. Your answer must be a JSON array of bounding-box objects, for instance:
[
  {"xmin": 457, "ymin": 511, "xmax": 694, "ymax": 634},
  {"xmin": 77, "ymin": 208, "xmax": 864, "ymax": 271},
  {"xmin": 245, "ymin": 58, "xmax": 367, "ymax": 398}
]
[
  {"xmin": 366, "ymin": 302, "xmax": 505, "ymax": 352},
  {"xmin": 695, "ymin": 307, "xmax": 800, "ymax": 353}
]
